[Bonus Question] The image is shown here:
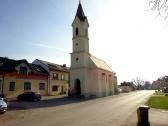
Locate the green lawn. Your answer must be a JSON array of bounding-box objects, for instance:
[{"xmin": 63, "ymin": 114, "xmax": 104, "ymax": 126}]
[{"xmin": 147, "ymin": 94, "xmax": 168, "ymax": 110}]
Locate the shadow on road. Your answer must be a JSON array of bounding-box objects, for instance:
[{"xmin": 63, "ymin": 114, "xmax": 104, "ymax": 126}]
[
  {"xmin": 7, "ymin": 96, "xmax": 85, "ymax": 111},
  {"xmin": 7, "ymin": 92, "xmax": 138, "ymax": 111}
]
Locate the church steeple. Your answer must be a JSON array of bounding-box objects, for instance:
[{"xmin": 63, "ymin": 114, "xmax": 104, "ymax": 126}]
[
  {"xmin": 72, "ymin": 1, "xmax": 89, "ymax": 54},
  {"xmin": 76, "ymin": 1, "xmax": 86, "ymax": 22},
  {"xmin": 71, "ymin": 1, "xmax": 90, "ymax": 69}
]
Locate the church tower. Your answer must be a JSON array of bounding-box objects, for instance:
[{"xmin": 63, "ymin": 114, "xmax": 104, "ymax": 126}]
[{"xmin": 70, "ymin": 2, "xmax": 90, "ymax": 97}]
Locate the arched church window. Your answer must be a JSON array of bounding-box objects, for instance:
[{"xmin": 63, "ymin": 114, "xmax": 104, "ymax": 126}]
[
  {"xmin": 76, "ymin": 28, "xmax": 78, "ymax": 36},
  {"xmin": 85, "ymin": 29, "xmax": 88, "ymax": 36}
]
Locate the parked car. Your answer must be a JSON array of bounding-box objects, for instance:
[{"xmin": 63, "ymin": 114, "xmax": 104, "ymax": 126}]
[
  {"xmin": 17, "ymin": 92, "xmax": 42, "ymax": 101},
  {"xmin": 0, "ymin": 94, "xmax": 7, "ymax": 103},
  {"xmin": 0, "ymin": 98, "xmax": 7, "ymax": 114}
]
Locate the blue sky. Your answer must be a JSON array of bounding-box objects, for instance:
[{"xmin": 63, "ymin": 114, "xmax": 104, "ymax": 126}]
[
  {"xmin": 0, "ymin": 0, "xmax": 76, "ymax": 61},
  {"xmin": 0, "ymin": 0, "xmax": 105, "ymax": 63},
  {"xmin": 1, "ymin": 0, "xmax": 168, "ymax": 83}
]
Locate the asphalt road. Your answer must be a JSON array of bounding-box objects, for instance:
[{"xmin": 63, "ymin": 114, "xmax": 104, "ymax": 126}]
[{"xmin": 1, "ymin": 90, "xmax": 155, "ymax": 126}]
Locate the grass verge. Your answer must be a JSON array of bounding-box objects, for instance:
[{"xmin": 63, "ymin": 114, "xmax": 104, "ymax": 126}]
[{"xmin": 147, "ymin": 94, "xmax": 168, "ymax": 110}]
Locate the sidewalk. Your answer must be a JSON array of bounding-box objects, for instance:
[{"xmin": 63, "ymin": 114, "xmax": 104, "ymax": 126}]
[{"xmin": 150, "ymin": 108, "xmax": 168, "ymax": 126}]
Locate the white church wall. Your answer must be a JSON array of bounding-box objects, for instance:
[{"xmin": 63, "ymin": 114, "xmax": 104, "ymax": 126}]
[
  {"xmin": 73, "ymin": 38, "xmax": 89, "ymax": 53},
  {"xmin": 71, "ymin": 53, "xmax": 90, "ymax": 68},
  {"xmin": 70, "ymin": 68, "xmax": 90, "ymax": 96},
  {"xmin": 109, "ymin": 75, "xmax": 114, "ymax": 95},
  {"xmin": 97, "ymin": 69, "xmax": 115, "ymax": 97},
  {"xmin": 105, "ymin": 74, "xmax": 110, "ymax": 96},
  {"xmin": 88, "ymin": 69, "xmax": 101, "ymax": 97}
]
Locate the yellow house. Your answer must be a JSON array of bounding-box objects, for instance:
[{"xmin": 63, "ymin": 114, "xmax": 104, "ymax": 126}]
[
  {"xmin": 0, "ymin": 57, "xmax": 49, "ymax": 99},
  {"xmin": 33, "ymin": 59, "xmax": 70, "ymax": 96}
]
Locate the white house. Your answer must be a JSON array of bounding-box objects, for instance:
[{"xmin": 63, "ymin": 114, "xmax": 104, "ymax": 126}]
[{"xmin": 70, "ymin": 2, "xmax": 118, "ymax": 98}]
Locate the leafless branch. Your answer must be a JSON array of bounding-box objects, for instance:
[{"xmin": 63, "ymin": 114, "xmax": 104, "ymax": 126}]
[{"xmin": 149, "ymin": 0, "xmax": 168, "ymax": 18}]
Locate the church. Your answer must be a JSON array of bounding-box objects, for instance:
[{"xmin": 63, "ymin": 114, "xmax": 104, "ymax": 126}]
[{"xmin": 70, "ymin": 2, "xmax": 118, "ymax": 98}]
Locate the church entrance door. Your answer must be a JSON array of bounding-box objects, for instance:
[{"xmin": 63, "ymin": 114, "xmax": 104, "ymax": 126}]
[{"xmin": 74, "ymin": 79, "xmax": 81, "ymax": 96}]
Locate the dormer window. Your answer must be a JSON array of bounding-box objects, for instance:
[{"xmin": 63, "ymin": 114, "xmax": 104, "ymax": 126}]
[
  {"xmin": 19, "ymin": 67, "xmax": 28, "ymax": 75},
  {"xmin": 61, "ymin": 74, "xmax": 65, "ymax": 80},
  {"xmin": 53, "ymin": 73, "xmax": 59, "ymax": 80},
  {"xmin": 76, "ymin": 27, "xmax": 78, "ymax": 36}
]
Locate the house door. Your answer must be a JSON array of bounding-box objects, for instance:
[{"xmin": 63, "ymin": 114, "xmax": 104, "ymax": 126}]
[{"xmin": 74, "ymin": 79, "xmax": 81, "ymax": 96}]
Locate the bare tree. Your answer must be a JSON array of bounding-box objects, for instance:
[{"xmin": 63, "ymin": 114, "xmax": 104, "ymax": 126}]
[
  {"xmin": 149, "ymin": 0, "xmax": 168, "ymax": 18},
  {"xmin": 132, "ymin": 77, "xmax": 145, "ymax": 90},
  {"xmin": 143, "ymin": 81, "xmax": 152, "ymax": 90},
  {"xmin": 158, "ymin": 76, "xmax": 168, "ymax": 89}
]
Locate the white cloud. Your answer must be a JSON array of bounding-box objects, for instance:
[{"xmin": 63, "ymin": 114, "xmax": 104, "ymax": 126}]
[{"xmin": 30, "ymin": 43, "xmax": 70, "ymax": 53}]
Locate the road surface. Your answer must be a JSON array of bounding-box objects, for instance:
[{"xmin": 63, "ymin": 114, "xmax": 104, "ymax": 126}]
[{"xmin": 1, "ymin": 90, "xmax": 154, "ymax": 126}]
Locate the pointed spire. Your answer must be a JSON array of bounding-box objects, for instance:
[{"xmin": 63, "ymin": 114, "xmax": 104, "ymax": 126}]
[{"xmin": 76, "ymin": 1, "xmax": 86, "ymax": 22}]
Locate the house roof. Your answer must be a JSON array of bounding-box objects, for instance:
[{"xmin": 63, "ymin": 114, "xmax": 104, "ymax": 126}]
[
  {"xmin": 0, "ymin": 57, "xmax": 14, "ymax": 72},
  {"xmin": 30, "ymin": 64, "xmax": 48, "ymax": 75},
  {"xmin": 0, "ymin": 57, "xmax": 48, "ymax": 75},
  {"xmin": 76, "ymin": 1, "xmax": 87, "ymax": 22},
  {"xmin": 0, "ymin": 57, "xmax": 27, "ymax": 72},
  {"xmin": 36, "ymin": 59, "xmax": 70, "ymax": 73},
  {"xmin": 90, "ymin": 56, "xmax": 115, "ymax": 73}
]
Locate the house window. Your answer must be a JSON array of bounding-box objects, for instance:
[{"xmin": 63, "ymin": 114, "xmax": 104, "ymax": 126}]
[
  {"xmin": 39, "ymin": 83, "xmax": 45, "ymax": 90},
  {"xmin": 53, "ymin": 73, "xmax": 58, "ymax": 80},
  {"xmin": 76, "ymin": 43, "xmax": 78, "ymax": 46},
  {"xmin": 76, "ymin": 27, "xmax": 78, "ymax": 36},
  {"xmin": 52, "ymin": 85, "xmax": 58, "ymax": 91},
  {"xmin": 76, "ymin": 57, "xmax": 79, "ymax": 61},
  {"xmin": 61, "ymin": 74, "xmax": 65, "ymax": 80},
  {"xmin": 9, "ymin": 82, "xmax": 15, "ymax": 91},
  {"xmin": 20, "ymin": 67, "xmax": 28, "ymax": 74},
  {"xmin": 24, "ymin": 82, "xmax": 31, "ymax": 90}
]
